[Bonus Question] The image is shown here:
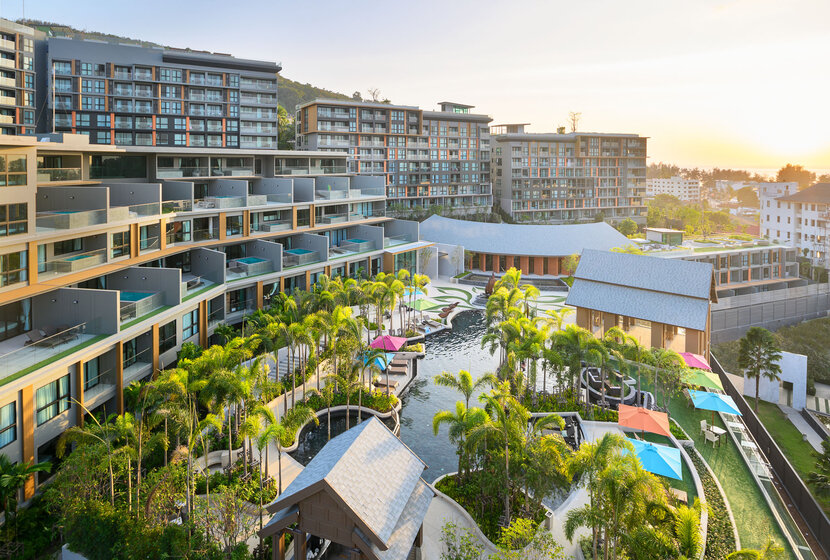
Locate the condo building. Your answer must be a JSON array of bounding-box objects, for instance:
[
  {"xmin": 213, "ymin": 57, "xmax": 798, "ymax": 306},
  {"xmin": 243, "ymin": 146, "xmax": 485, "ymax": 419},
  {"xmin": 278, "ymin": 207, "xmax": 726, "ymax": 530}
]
[
  {"xmin": 295, "ymin": 99, "xmax": 493, "ymax": 213},
  {"xmin": 40, "ymin": 36, "xmax": 280, "ymax": 150},
  {"xmin": 490, "ymin": 124, "xmax": 648, "ymax": 224},
  {"xmin": 0, "ymin": 19, "xmax": 36, "ymax": 136},
  {"xmin": 0, "ymin": 133, "xmax": 427, "ymax": 497},
  {"xmin": 761, "ymin": 182, "xmax": 830, "ymax": 267},
  {"xmin": 646, "ymin": 175, "xmax": 701, "ymax": 202}
]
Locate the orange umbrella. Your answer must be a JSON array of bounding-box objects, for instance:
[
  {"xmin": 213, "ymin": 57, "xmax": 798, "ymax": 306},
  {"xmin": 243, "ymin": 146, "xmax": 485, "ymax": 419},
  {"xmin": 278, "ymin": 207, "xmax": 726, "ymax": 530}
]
[{"xmin": 617, "ymin": 404, "xmax": 671, "ymax": 437}]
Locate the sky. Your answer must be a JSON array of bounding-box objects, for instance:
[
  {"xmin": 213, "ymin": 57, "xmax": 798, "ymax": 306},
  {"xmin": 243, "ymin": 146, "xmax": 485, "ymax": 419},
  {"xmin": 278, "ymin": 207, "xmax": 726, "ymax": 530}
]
[{"xmin": 3, "ymin": 0, "xmax": 830, "ymax": 171}]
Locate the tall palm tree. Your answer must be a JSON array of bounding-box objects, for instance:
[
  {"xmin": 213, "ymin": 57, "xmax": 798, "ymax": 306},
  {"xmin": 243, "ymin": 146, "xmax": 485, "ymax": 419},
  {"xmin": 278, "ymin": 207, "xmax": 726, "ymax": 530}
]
[
  {"xmin": 259, "ymin": 405, "xmax": 318, "ymax": 495},
  {"xmin": 57, "ymin": 408, "xmax": 121, "ymax": 506},
  {"xmin": 329, "ymin": 370, "xmax": 362, "ymax": 430},
  {"xmin": 0, "ymin": 456, "xmax": 50, "ymax": 538},
  {"xmin": 433, "ymin": 369, "xmax": 497, "ymax": 409},
  {"xmin": 738, "ymin": 326, "xmax": 783, "ymax": 412},
  {"xmin": 432, "ymin": 402, "xmax": 487, "ymax": 479},
  {"xmin": 305, "ymin": 381, "xmax": 337, "ymax": 441},
  {"xmin": 355, "ymin": 347, "xmax": 384, "ymax": 417},
  {"xmin": 554, "ymin": 324, "xmax": 607, "ymax": 406},
  {"xmin": 565, "ymin": 432, "xmax": 631, "ymax": 559}
]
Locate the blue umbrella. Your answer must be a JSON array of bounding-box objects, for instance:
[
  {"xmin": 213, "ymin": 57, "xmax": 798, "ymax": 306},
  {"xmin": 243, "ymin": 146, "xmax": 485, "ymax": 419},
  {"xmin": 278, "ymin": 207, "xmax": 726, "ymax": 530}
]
[
  {"xmin": 627, "ymin": 439, "xmax": 683, "ymax": 480},
  {"xmin": 363, "ymin": 352, "xmax": 395, "ymax": 371},
  {"xmin": 689, "ymin": 389, "xmax": 742, "ymax": 416},
  {"xmin": 404, "ymin": 287, "xmax": 425, "ymax": 298}
]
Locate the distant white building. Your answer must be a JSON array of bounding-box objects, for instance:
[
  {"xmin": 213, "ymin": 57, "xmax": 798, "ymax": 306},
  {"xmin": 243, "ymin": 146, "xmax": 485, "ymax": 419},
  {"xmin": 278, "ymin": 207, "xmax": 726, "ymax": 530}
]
[
  {"xmin": 646, "ymin": 176, "xmax": 701, "ymax": 202},
  {"xmin": 760, "ymin": 181, "xmax": 830, "ymax": 266},
  {"xmin": 715, "ymin": 180, "xmax": 753, "ymax": 192}
]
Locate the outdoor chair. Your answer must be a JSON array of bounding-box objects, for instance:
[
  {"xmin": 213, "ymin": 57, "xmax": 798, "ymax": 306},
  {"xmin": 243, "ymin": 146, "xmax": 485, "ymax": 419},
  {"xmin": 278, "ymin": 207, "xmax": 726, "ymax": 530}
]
[
  {"xmin": 56, "ymin": 325, "xmax": 79, "ymax": 343},
  {"xmin": 705, "ymin": 430, "xmax": 720, "ymax": 447},
  {"xmin": 24, "ymin": 330, "xmax": 45, "ymax": 346},
  {"xmin": 700, "ymin": 419, "xmax": 708, "ymax": 434}
]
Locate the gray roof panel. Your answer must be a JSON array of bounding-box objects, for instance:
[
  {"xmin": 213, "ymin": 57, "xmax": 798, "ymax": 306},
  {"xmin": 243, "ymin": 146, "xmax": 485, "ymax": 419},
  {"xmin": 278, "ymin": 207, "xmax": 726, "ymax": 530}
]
[
  {"xmin": 575, "ymin": 249, "xmax": 713, "ymax": 299},
  {"xmin": 368, "ymin": 479, "xmax": 434, "ymax": 560},
  {"xmin": 419, "ymin": 215, "xmax": 632, "ymax": 257}
]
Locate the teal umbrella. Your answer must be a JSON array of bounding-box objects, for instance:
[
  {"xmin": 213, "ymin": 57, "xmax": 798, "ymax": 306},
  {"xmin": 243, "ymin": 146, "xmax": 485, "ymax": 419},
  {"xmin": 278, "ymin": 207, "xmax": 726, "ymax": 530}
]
[
  {"xmin": 627, "ymin": 439, "xmax": 683, "ymax": 480},
  {"xmin": 689, "ymin": 390, "xmax": 741, "ymax": 416},
  {"xmin": 363, "ymin": 352, "xmax": 395, "ymax": 371}
]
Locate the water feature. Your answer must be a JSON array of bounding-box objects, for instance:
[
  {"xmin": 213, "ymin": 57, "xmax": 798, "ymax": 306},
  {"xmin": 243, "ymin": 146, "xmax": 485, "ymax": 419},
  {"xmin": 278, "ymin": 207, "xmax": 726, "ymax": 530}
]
[{"xmin": 291, "ymin": 410, "xmax": 395, "ymax": 466}]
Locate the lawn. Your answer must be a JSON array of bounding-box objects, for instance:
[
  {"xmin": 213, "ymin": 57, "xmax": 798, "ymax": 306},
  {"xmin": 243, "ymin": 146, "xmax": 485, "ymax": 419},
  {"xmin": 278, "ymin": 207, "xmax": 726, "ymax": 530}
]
[
  {"xmin": 665, "ymin": 390, "xmax": 793, "ymax": 556},
  {"xmin": 626, "ymin": 431, "xmax": 698, "ymax": 503},
  {"xmin": 745, "ymin": 397, "xmax": 830, "ymax": 513}
]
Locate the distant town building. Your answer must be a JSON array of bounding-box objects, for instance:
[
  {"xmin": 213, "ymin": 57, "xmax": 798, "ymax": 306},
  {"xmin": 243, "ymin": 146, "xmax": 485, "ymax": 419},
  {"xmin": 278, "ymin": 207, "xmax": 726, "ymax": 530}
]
[
  {"xmin": 645, "ymin": 227, "xmax": 684, "ymax": 245},
  {"xmin": 761, "ymin": 182, "xmax": 830, "ymax": 266},
  {"xmin": 489, "ymin": 124, "xmax": 647, "ymax": 224},
  {"xmin": 646, "ymin": 175, "xmax": 701, "ymax": 202},
  {"xmin": 295, "ymin": 99, "xmax": 493, "ymax": 213},
  {"xmin": 0, "ymin": 19, "xmax": 36, "ymax": 136}
]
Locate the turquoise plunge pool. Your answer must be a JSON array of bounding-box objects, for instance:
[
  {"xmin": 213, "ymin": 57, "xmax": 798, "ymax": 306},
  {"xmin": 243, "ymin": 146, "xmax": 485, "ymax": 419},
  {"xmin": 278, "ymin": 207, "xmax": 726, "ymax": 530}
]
[
  {"xmin": 121, "ymin": 291, "xmax": 153, "ymax": 302},
  {"xmin": 237, "ymin": 257, "xmax": 267, "ymax": 264},
  {"xmin": 285, "ymin": 248, "xmax": 313, "ymax": 255}
]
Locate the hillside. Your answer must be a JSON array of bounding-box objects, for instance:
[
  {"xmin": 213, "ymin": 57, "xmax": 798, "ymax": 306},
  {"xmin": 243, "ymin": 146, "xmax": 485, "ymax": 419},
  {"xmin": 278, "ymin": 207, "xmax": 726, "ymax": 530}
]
[{"xmin": 18, "ymin": 19, "xmax": 353, "ymax": 111}]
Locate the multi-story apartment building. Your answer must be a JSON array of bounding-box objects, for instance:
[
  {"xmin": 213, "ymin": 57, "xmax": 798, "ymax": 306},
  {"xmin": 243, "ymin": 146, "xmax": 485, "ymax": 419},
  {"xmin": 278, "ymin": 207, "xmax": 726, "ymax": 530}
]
[
  {"xmin": 490, "ymin": 124, "xmax": 647, "ymax": 224},
  {"xmin": 760, "ymin": 182, "xmax": 830, "ymax": 266},
  {"xmin": 295, "ymin": 99, "xmax": 492, "ymax": 213},
  {"xmin": 40, "ymin": 36, "xmax": 280, "ymax": 150},
  {"xmin": 0, "ymin": 133, "xmax": 425, "ymax": 498},
  {"xmin": 0, "ymin": 19, "xmax": 36, "ymax": 136},
  {"xmin": 646, "ymin": 175, "xmax": 701, "ymax": 202}
]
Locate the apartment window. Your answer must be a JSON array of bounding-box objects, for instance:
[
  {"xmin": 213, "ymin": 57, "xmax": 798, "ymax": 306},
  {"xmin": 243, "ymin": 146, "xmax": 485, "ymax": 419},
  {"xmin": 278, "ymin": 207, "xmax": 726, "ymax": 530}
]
[
  {"xmin": 53, "ymin": 61, "xmax": 71, "ymax": 75},
  {"xmin": 111, "ymin": 231, "xmax": 130, "ymax": 258},
  {"xmin": 0, "ymin": 154, "xmax": 27, "ymax": 186},
  {"xmin": 80, "ymin": 62, "xmax": 92, "ymax": 76},
  {"xmin": 0, "ymin": 250, "xmax": 27, "ymax": 287},
  {"xmin": 22, "ymin": 56, "xmax": 33, "ymax": 71},
  {"xmin": 97, "ymin": 114, "xmax": 111, "ymax": 128},
  {"xmin": 23, "ymin": 111, "xmax": 34, "ymax": 125},
  {"xmin": 159, "ymin": 68, "xmax": 183, "ymax": 82},
  {"xmin": 115, "ymin": 132, "xmax": 132, "ymax": 146},
  {"xmin": 76, "ymin": 113, "xmax": 90, "ymax": 127},
  {"xmin": 0, "ymin": 203, "xmax": 27, "ymax": 237},
  {"xmin": 55, "ymin": 77, "xmax": 73, "ymax": 92},
  {"xmin": 95, "ymin": 131, "xmax": 111, "ymax": 145},
  {"xmin": 159, "ymin": 320, "xmax": 176, "ymax": 353},
  {"xmin": 226, "ymin": 215, "xmax": 242, "ymax": 236},
  {"xmin": 182, "ymin": 309, "xmax": 199, "ymax": 340},
  {"xmin": 83, "ymin": 357, "xmax": 101, "ymax": 390},
  {"xmin": 160, "ymin": 101, "xmax": 181, "ymax": 115},
  {"xmin": 161, "ymin": 85, "xmax": 180, "ymax": 98},
  {"xmin": 228, "ymin": 74, "xmax": 239, "ymax": 88},
  {"xmin": 227, "ymin": 289, "xmax": 246, "ymax": 313},
  {"xmin": 36, "ymin": 375, "xmax": 70, "ymax": 425},
  {"xmin": 0, "ymin": 402, "xmax": 15, "ymax": 449},
  {"xmin": 173, "ymin": 118, "xmax": 186, "ymax": 130},
  {"xmin": 54, "ymin": 239, "xmax": 82, "ymax": 256},
  {"xmin": 173, "ymin": 133, "xmax": 186, "ymax": 146}
]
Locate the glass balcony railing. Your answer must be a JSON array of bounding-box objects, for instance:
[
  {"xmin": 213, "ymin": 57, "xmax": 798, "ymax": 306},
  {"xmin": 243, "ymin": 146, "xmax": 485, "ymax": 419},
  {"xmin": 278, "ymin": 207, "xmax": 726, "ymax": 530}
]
[
  {"xmin": 139, "ymin": 236, "xmax": 160, "ymax": 252},
  {"xmin": 123, "ymin": 346, "xmax": 153, "ymax": 380},
  {"xmin": 36, "ymin": 209, "xmax": 107, "ymax": 231},
  {"xmin": 256, "ymin": 220, "xmax": 291, "ymax": 233},
  {"xmin": 40, "ymin": 248, "xmax": 108, "ymax": 277},
  {"xmin": 0, "ymin": 323, "xmax": 96, "ymax": 383},
  {"xmin": 283, "ymin": 250, "xmax": 320, "ymax": 268},
  {"xmin": 37, "ymin": 168, "xmax": 82, "ymax": 182},
  {"xmin": 119, "ymin": 292, "xmax": 163, "ymax": 324},
  {"xmin": 315, "ymin": 212, "xmax": 348, "ymax": 225},
  {"xmin": 384, "ymin": 234, "xmax": 412, "ymax": 248},
  {"xmin": 162, "ymin": 199, "xmax": 193, "ymax": 213},
  {"xmin": 157, "ymin": 166, "xmax": 209, "ymax": 179},
  {"xmin": 193, "ymin": 228, "xmax": 219, "ymax": 241}
]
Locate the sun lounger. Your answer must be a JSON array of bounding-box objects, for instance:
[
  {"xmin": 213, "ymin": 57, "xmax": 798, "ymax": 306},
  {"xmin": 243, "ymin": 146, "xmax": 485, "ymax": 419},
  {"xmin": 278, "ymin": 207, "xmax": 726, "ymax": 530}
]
[
  {"xmin": 373, "ymin": 379, "xmax": 398, "ymax": 389},
  {"xmin": 24, "ymin": 330, "xmax": 45, "ymax": 346}
]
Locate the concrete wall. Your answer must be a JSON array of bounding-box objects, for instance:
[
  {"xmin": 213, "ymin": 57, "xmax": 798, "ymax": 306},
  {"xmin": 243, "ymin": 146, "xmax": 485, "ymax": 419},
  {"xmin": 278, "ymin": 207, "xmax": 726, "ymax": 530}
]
[
  {"xmin": 161, "ymin": 180, "xmax": 194, "ymax": 203},
  {"xmin": 36, "ymin": 186, "xmax": 108, "ymax": 212},
  {"xmin": 347, "ymin": 224, "xmax": 384, "ymax": 251},
  {"xmin": 314, "ymin": 176, "xmax": 349, "ymax": 198},
  {"xmin": 32, "ymin": 287, "xmax": 119, "ymax": 334},
  {"xmin": 383, "ymin": 218, "xmax": 419, "ymax": 242},
  {"xmin": 191, "ymin": 247, "xmax": 226, "ymax": 285},
  {"xmin": 437, "ymin": 243, "xmax": 465, "ymax": 277},
  {"xmin": 350, "ymin": 174, "xmax": 384, "ymax": 195},
  {"xmin": 743, "ymin": 351, "xmax": 808, "ymax": 410},
  {"xmin": 292, "ymin": 178, "xmax": 315, "ymax": 202},
  {"xmin": 250, "ymin": 177, "xmax": 293, "ymax": 201},
  {"xmin": 711, "ymin": 283, "xmax": 830, "ymax": 343},
  {"xmin": 246, "ymin": 240, "xmax": 283, "ymax": 273},
  {"xmin": 106, "ymin": 266, "xmax": 182, "ymax": 307},
  {"xmin": 208, "ymin": 179, "xmax": 248, "ymax": 198},
  {"xmin": 293, "ymin": 233, "xmax": 329, "ymax": 256},
  {"xmin": 106, "ymin": 183, "xmax": 161, "ymax": 206}
]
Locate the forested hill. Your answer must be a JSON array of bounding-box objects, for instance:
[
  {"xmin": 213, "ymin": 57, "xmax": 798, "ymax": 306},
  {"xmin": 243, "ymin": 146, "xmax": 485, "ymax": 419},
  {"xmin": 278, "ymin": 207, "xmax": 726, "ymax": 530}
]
[{"xmin": 18, "ymin": 19, "xmax": 353, "ymax": 110}]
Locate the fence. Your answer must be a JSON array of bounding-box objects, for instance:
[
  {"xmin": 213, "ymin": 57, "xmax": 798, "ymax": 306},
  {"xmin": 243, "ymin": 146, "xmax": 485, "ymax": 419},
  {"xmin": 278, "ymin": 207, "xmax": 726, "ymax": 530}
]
[{"xmin": 712, "ymin": 354, "xmax": 830, "ymax": 557}]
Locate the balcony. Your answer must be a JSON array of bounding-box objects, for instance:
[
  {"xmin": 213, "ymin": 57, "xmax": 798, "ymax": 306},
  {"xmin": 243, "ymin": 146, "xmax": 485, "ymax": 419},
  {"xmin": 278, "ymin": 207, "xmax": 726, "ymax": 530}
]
[
  {"xmin": 134, "ymin": 70, "xmax": 152, "ymax": 81},
  {"xmin": 315, "ymin": 189, "xmax": 349, "ymax": 200},
  {"xmin": 0, "ymin": 77, "xmax": 15, "ymax": 88},
  {"xmin": 315, "ymin": 212, "xmax": 348, "ymax": 225},
  {"xmin": 180, "ymin": 273, "xmax": 216, "ymax": 299},
  {"xmin": 0, "ymin": 323, "xmax": 99, "ymax": 384},
  {"xmin": 119, "ymin": 291, "xmax": 164, "ymax": 324},
  {"xmin": 36, "ymin": 209, "xmax": 107, "ymax": 231},
  {"xmin": 193, "ymin": 227, "xmax": 219, "ymax": 241},
  {"xmin": 40, "ymin": 248, "xmax": 107, "ymax": 278},
  {"xmin": 349, "ymin": 209, "xmax": 384, "ymax": 221},
  {"xmin": 256, "ymin": 219, "xmax": 292, "ymax": 233},
  {"xmin": 0, "ymin": 59, "xmax": 15, "ymax": 69},
  {"xmin": 0, "ymin": 96, "xmax": 16, "ymax": 106},
  {"xmin": 384, "ymin": 234, "xmax": 413, "ymax": 248},
  {"xmin": 157, "ymin": 165, "xmax": 209, "ymax": 179},
  {"xmin": 283, "ymin": 249, "xmax": 321, "ymax": 268},
  {"xmin": 226, "ymin": 257, "xmax": 274, "ymax": 281},
  {"xmin": 162, "ymin": 199, "xmax": 193, "ymax": 214},
  {"xmin": 329, "ymin": 239, "xmax": 376, "ymax": 259},
  {"xmin": 114, "ymin": 71, "xmax": 132, "ymax": 80},
  {"xmin": 123, "ymin": 345, "xmax": 153, "ymax": 383},
  {"xmin": 0, "ymin": 39, "xmax": 15, "ymax": 51}
]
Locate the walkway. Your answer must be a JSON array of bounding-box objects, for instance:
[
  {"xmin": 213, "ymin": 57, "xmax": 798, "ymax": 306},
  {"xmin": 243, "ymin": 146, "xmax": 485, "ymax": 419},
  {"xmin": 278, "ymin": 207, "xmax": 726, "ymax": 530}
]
[{"xmin": 779, "ymin": 405, "xmax": 825, "ymax": 453}]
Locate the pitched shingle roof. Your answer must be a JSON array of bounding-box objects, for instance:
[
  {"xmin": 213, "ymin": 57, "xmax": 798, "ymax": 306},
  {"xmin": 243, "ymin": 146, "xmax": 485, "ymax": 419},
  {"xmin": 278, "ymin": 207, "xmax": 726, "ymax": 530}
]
[
  {"xmin": 419, "ymin": 215, "xmax": 631, "ymax": 257},
  {"xmin": 565, "ymin": 250, "xmax": 714, "ymax": 331},
  {"xmin": 266, "ymin": 417, "xmax": 430, "ymax": 550}
]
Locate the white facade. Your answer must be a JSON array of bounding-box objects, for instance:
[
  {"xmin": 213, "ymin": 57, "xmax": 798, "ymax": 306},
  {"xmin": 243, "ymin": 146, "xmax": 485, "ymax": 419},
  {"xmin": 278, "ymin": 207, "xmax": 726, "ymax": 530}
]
[
  {"xmin": 646, "ymin": 175, "xmax": 701, "ymax": 201},
  {"xmin": 760, "ymin": 182, "xmax": 829, "ymax": 266}
]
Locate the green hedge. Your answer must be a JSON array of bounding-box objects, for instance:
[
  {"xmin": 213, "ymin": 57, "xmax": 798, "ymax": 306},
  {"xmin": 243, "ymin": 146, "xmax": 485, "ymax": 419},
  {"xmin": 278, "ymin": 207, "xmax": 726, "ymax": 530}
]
[
  {"xmin": 689, "ymin": 451, "xmax": 736, "ymax": 559},
  {"xmin": 304, "ymin": 388, "xmax": 398, "ymax": 414}
]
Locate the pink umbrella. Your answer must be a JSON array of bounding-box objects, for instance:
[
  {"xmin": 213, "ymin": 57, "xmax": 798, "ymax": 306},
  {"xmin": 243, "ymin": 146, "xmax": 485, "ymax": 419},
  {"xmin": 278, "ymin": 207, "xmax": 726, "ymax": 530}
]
[
  {"xmin": 370, "ymin": 335, "xmax": 408, "ymax": 351},
  {"xmin": 680, "ymin": 352, "xmax": 710, "ymax": 371}
]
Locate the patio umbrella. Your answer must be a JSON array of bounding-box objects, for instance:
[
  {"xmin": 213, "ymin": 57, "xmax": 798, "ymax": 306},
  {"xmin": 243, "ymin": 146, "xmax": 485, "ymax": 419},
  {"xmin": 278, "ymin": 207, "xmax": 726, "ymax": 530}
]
[
  {"xmin": 363, "ymin": 352, "xmax": 395, "ymax": 371},
  {"xmin": 682, "ymin": 369, "xmax": 723, "ymax": 391},
  {"xmin": 689, "ymin": 389, "xmax": 742, "ymax": 424},
  {"xmin": 403, "ymin": 298, "xmax": 435, "ymax": 311},
  {"xmin": 370, "ymin": 335, "xmax": 407, "ymax": 351},
  {"xmin": 617, "ymin": 404, "xmax": 672, "ymax": 437},
  {"xmin": 680, "ymin": 352, "xmax": 711, "ymax": 371},
  {"xmin": 404, "ymin": 287, "xmax": 425, "ymax": 298},
  {"xmin": 627, "ymin": 439, "xmax": 683, "ymax": 480}
]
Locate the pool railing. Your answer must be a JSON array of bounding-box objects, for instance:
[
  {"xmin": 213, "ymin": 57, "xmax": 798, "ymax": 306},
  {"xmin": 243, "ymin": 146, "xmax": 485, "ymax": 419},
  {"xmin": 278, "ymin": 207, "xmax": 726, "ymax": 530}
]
[{"xmin": 283, "ymin": 250, "xmax": 320, "ymax": 268}]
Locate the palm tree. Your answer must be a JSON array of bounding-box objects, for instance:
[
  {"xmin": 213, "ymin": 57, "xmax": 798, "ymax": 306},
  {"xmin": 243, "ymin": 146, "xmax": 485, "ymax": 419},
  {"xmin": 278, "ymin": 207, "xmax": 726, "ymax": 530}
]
[
  {"xmin": 738, "ymin": 326, "xmax": 783, "ymax": 412},
  {"xmin": 434, "ymin": 369, "xmax": 497, "ymax": 409},
  {"xmin": 433, "ymin": 402, "xmax": 487, "ymax": 480},
  {"xmin": 554, "ymin": 324, "xmax": 606, "ymax": 406},
  {"xmin": 466, "ymin": 384, "xmax": 527, "ymax": 526},
  {"xmin": 57, "ymin": 407, "xmax": 121, "ymax": 506},
  {"xmin": 329, "ymin": 370, "xmax": 362, "ymax": 430},
  {"xmin": 0, "ymin": 456, "xmax": 50, "ymax": 538},
  {"xmin": 306, "ymin": 381, "xmax": 337, "ymax": 441},
  {"xmin": 651, "ymin": 348, "xmax": 685, "ymax": 414},
  {"xmin": 355, "ymin": 347, "xmax": 384, "ymax": 418},
  {"xmin": 565, "ymin": 432, "xmax": 631, "ymax": 559},
  {"xmin": 259, "ymin": 405, "xmax": 318, "ymax": 495}
]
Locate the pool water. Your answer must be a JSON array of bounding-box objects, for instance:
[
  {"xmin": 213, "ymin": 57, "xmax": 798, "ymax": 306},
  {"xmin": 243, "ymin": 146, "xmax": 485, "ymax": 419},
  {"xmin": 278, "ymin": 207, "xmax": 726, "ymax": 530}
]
[
  {"xmin": 65, "ymin": 255, "xmax": 93, "ymax": 261},
  {"xmin": 292, "ymin": 411, "xmax": 395, "ymax": 466},
  {"xmin": 121, "ymin": 291, "xmax": 152, "ymax": 302},
  {"xmin": 286, "ymin": 248, "xmax": 313, "ymax": 255},
  {"xmin": 345, "ymin": 238, "xmax": 368, "ymax": 244},
  {"xmin": 237, "ymin": 257, "xmax": 267, "ymax": 264}
]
